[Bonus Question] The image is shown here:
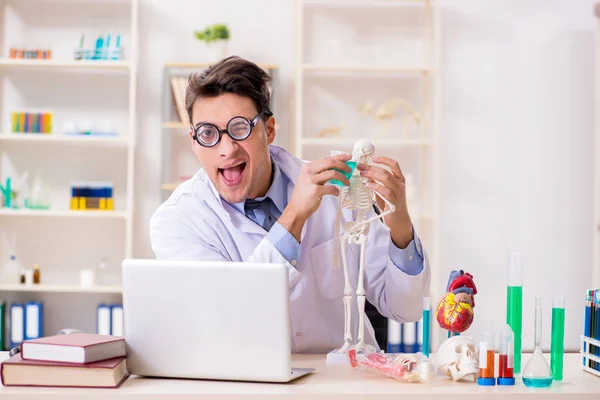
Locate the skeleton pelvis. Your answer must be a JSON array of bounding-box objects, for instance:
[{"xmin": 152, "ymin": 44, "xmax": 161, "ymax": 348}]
[{"xmin": 343, "ymin": 221, "xmax": 370, "ymax": 238}]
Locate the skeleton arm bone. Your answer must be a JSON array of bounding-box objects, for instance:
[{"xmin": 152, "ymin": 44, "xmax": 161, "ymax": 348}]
[{"xmin": 345, "ymin": 187, "xmax": 396, "ymax": 236}]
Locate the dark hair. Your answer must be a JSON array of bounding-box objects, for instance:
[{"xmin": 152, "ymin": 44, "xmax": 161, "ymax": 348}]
[{"xmin": 185, "ymin": 56, "xmax": 272, "ymax": 124}]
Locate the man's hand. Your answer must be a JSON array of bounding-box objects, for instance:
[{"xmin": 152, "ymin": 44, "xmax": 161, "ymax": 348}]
[
  {"xmin": 279, "ymin": 153, "xmax": 353, "ymax": 242},
  {"xmin": 356, "ymin": 156, "xmax": 414, "ymax": 249}
]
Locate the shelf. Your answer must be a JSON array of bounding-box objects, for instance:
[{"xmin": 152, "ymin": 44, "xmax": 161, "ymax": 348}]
[
  {"xmin": 0, "ymin": 134, "xmax": 130, "ymax": 147},
  {"xmin": 302, "ymin": 137, "xmax": 434, "ymax": 146},
  {"xmin": 162, "ymin": 122, "xmax": 188, "ymax": 129},
  {"xmin": 0, "ymin": 283, "xmax": 122, "ymax": 294},
  {"xmin": 0, "ymin": 59, "xmax": 131, "ymax": 71},
  {"xmin": 302, "ymin": 64, "xmax": 431, "ymax": 74},
  {"xmin": 161, "ymin": 182, "xmax": 182, "ymax": 191},
  {"xmin": 303, "ymin": 0, "xmax": 426, "ymax": 5},
  {"xmin": 165, "ymin": 62, "xmax": 278, "ymax": 70},
  {"xmin": 0, "ymin": 209, "xmax": 129, "ymax": 219}
]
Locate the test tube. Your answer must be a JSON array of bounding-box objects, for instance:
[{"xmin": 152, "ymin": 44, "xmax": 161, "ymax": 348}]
[
  {"xmin": 477, "ymin": 325, "xmax": 496, "ymax": 386},
  {"xmin": 498, "ymin": 324, "xmax": 515, "ymax": 385},
  {"xmin": 506, "ymin": 251, "xmax": 523, "ymax": 373},
  {"xmin": 422, "ymin": 297, "xmax": 430, "ymax": 357},
  {"xmin": 550, "ymin": 294, "xmax": 565, "ymax": 381}
]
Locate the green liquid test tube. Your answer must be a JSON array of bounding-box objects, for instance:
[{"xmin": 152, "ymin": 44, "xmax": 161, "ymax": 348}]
[
  {"xmin": 506, "ymin": 252, "xmax": 523, "ymax": 374},
  {"xmin": 551, "ymin": 295, "xmax": 565, "ymax": 381}
]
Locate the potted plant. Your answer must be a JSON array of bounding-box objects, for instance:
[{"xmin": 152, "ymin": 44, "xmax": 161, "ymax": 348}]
[{"xmin": 194, "ymin": 23, "xmax": 230, "ymax": 61}]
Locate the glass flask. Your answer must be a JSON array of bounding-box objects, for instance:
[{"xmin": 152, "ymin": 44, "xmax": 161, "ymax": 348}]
[{"xmin": 522, "ymin": 297, "xmax": 553, "ymax": 387}]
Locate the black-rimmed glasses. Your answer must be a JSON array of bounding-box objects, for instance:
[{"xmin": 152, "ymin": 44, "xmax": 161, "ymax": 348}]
[{"xmin": 191, "ymin": 110, "xmax": 272, "ymax": 148}]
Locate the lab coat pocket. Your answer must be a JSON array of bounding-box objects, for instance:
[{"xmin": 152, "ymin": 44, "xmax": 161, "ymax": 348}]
[{"xmin": 309, "ymin": 238, "xmax": 357, "ymax": 300}]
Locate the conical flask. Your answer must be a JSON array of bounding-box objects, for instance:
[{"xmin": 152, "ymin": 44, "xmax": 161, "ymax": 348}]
[{"xmin": 522, "ymin": 297, "xmax": 552, "ymax": 387}]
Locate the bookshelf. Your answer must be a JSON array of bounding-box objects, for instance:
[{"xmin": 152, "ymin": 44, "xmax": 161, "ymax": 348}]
[
  {"xmin": 595, "ymin": 2, "xmax": 600, "ymax": 290},
  {"xmin": 0, "ymin": 0, "xmax": 137, "ymax": 346},
  {"xmin": 160, "ymin": 62, "xmax": 279, "ymax": 201},
  {"xmin": 293, "ymin": 0, "xmax": 441, "ymax": 351}
]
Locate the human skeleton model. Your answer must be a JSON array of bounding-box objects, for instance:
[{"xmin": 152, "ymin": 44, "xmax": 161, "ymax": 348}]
[{"xmin": 331, "ymin": 140, "xmax": 397, "ymax": 354}]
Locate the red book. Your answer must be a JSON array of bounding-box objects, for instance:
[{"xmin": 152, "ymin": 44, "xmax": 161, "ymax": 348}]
[
  {"xmin": 1, "ymin": 354, "xmax": 129, "ymax": 388},
  {"xmin": 20, "ymin": 333, "xmax": 126, "ymax": 364}
]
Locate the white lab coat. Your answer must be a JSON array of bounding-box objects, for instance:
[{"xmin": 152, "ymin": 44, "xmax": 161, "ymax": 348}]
[{"xmin": 150, "ymin": 145, "xmax": 431, "ymax": 353}]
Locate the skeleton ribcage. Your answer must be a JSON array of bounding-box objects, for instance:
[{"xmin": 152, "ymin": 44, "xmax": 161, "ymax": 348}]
[{"xmin": 344, "ymin": 174, "xmax": 372, "ymax": 211}]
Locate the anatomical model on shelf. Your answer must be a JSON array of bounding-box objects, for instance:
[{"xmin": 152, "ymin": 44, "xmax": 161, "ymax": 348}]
[
  {"xmin": 329, "ymin": 140, "xmax": 396, "ymax": 357},
  {"xmin": 360, "ymin": 98, "xmax": 421, "ymax": 138},
  {"xmin": 318, "ymin": 123, "xmax": 348, "ymax": 137},
  {"xmin": 436, "ymin": 270, "xmax": 478, "ymax": 334}
]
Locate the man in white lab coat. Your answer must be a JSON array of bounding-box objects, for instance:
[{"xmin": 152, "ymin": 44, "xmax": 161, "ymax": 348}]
[{"xmin": 150, "ymin": 56, "xmax": 430, "ymax": 354}]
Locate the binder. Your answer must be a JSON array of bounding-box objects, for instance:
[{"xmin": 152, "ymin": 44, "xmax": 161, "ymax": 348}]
[
  {"xmin": 386, "ymin": 318, "xmax": 401, "ymax": 353},
  {"xmin": 10, "ymin": 303, "xmax": 24, "ymax": 349},
  {"xmin": 24, "ymin": 301, "xmax": 44, "ymax": 340},
  {"xmin": 0, "ymin": 301, "xmax": 5, "ymax": 351},
  {"xmin": 97, "ymin": 304, "xmax": 111, "ymax": 335},
  {"xmin": 110, "ymin": 305, "xmax": 124, "ymax": 336},
  {"xmin": 402, "ymin": 322, "xmax": 417, "ymax": 353}
]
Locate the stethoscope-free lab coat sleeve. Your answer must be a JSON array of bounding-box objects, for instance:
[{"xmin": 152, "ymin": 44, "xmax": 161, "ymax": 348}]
[{"xmin": 360, "ymin": 218, "xmax": 432, "ymax": 324}]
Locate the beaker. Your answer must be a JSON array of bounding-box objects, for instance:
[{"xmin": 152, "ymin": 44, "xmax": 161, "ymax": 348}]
[{"xmin": 522, "ymin": 297, "xmax": 553, "ymax": 387}]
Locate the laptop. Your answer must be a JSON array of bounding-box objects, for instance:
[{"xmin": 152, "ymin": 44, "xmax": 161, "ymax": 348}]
[{"xmin": 121, "ymin": 259, "xmax": 315, "ymax": 383}]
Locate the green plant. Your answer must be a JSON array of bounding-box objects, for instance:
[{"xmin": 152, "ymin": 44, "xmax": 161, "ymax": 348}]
[{"xmin": 194, "ymin": 24, "xmax": 230, "ymax": 43}]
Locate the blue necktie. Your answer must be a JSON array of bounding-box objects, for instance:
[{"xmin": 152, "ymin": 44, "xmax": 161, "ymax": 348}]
[{"xmin": 244, "ymin": 197, "xmax": 279, "ymax": 231}]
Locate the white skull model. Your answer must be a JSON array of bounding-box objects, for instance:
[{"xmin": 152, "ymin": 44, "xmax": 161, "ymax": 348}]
[
  {"xmin": 435, "ymin": 336, "xmax": 480, "ymax": 382},
  {"xmin": 352, "ymin": 140, "xmax": 375, "ymax": 163}
]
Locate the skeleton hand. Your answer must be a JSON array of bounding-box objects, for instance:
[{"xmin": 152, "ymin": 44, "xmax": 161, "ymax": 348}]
[{"xmin": 356, "ymin": 156, "xmax": 413, "ymax": 248}]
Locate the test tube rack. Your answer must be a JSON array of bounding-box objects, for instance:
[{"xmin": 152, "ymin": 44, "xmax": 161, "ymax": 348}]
[{"xmin": 581, "ymin": 335, "xmax": 600, "ymax": 378}]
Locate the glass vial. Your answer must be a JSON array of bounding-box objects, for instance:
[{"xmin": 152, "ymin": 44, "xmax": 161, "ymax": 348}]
[
  {"xmin": 478, "ymin": 325, "xmax": 496, "ymax": 386},
  {"xmin": 550, "ymin": 295, "xmax": 565, "ymax": 381},
  {"xmin": 506, "ymin": 251, "xmax": 523, "ymax": 374},
  {"xmin": 33, "ymin": 264, "xmax": 40, "ymax": 284},
  {"xmin": 522, "ymin": 297, "xmax": 553, "ymax": 387},
  {"xmin": 422, "ymin": 297, "xmax": 431, "ymax": 358},
  {"xmin": 498, "ymin": 324, "xmax": 515, "ymax": 385}
]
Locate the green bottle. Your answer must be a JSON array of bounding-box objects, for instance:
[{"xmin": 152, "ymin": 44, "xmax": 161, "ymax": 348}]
[
  {"xmin": 506, "ymin": 252, "xmax": 523, "ymax": 374},
  {"xmin": 551, "ymin": 295, "xmax": 565, "ymax": 380}
]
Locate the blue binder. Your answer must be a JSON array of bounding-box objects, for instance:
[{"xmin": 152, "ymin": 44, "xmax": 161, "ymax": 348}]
[
  {"xmin": 402, "ymin": 322, "xmax": 418, "ymax": 353},
  {"xmin": 9, "ymin": 303, "xmax": 24, "ymax": 349},
  {"xmin": 387, "ymin": 318, "xmax": 402, "ymax": 353},
  {"xmin": 24, "ymin": 301, "xmax": 44, "ymax": 340},
  {"xmin": 110, "ymin": 305, "xmax": 124, "ymax": 336}
]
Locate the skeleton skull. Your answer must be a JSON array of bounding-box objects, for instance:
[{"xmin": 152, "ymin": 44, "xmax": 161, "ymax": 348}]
[
  {"xmin": 352, "ymin": 140, "xmax": 375, "ymax": 163},
  {"xmin": 435, "ymin": 336, "xmax": 480, "ymax": 382}
]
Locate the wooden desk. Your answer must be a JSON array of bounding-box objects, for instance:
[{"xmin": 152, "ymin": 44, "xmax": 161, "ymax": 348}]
[{"xmin": 1, "ymin": 351, "xmax": 599, "ymax": 399}]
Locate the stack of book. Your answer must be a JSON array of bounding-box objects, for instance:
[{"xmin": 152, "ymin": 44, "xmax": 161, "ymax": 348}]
[
  {"xmin": 583, "ymin": 289, "xmax": 600, "ymax": 377},
  {"xmin": 1, "ymin": 333, "xmax": 129, "ymax": 388}
]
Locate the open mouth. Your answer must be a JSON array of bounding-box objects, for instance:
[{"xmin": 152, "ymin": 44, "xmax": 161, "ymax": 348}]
[{"xmin": 219, "ymin": 162, "xmax": 246, "ymax": 187}]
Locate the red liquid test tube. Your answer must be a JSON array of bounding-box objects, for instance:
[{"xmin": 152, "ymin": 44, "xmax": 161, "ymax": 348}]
[{"xmin": 498, "ymin": 324, "xmax": 515, "ymax": 385}]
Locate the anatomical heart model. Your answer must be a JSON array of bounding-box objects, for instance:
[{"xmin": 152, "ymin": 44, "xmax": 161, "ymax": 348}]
[{"xmin": 436, "ymin": 270, "xmax": 478, "ymax": 333}]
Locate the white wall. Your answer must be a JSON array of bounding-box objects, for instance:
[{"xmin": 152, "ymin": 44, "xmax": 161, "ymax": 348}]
[{"xmin": 130, "ymin": 0, "xmax": 595, "ymax": 352}]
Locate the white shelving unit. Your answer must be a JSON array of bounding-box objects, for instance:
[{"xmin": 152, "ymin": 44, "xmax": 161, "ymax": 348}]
[
  {"xmin": 0, "ymin": 0, "xmax": 137, "ymax": 344},
  {"xmin": 293, "ymin": 0, "xmax": 441, "ymax": 349},
  {"xmin": 592, "ymin": 2, "xmax": 600, "ymax": 288}
]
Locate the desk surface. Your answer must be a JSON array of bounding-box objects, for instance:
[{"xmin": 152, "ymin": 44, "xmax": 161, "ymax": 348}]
[{"xmin": 1, "ymin": 352, "xmax": 599, "ymax": 399}]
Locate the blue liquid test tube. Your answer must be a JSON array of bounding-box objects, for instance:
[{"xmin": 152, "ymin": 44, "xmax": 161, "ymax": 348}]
[{"xmin": 422, "ymin": 297, "xmax": 430, "ymax": 357}]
